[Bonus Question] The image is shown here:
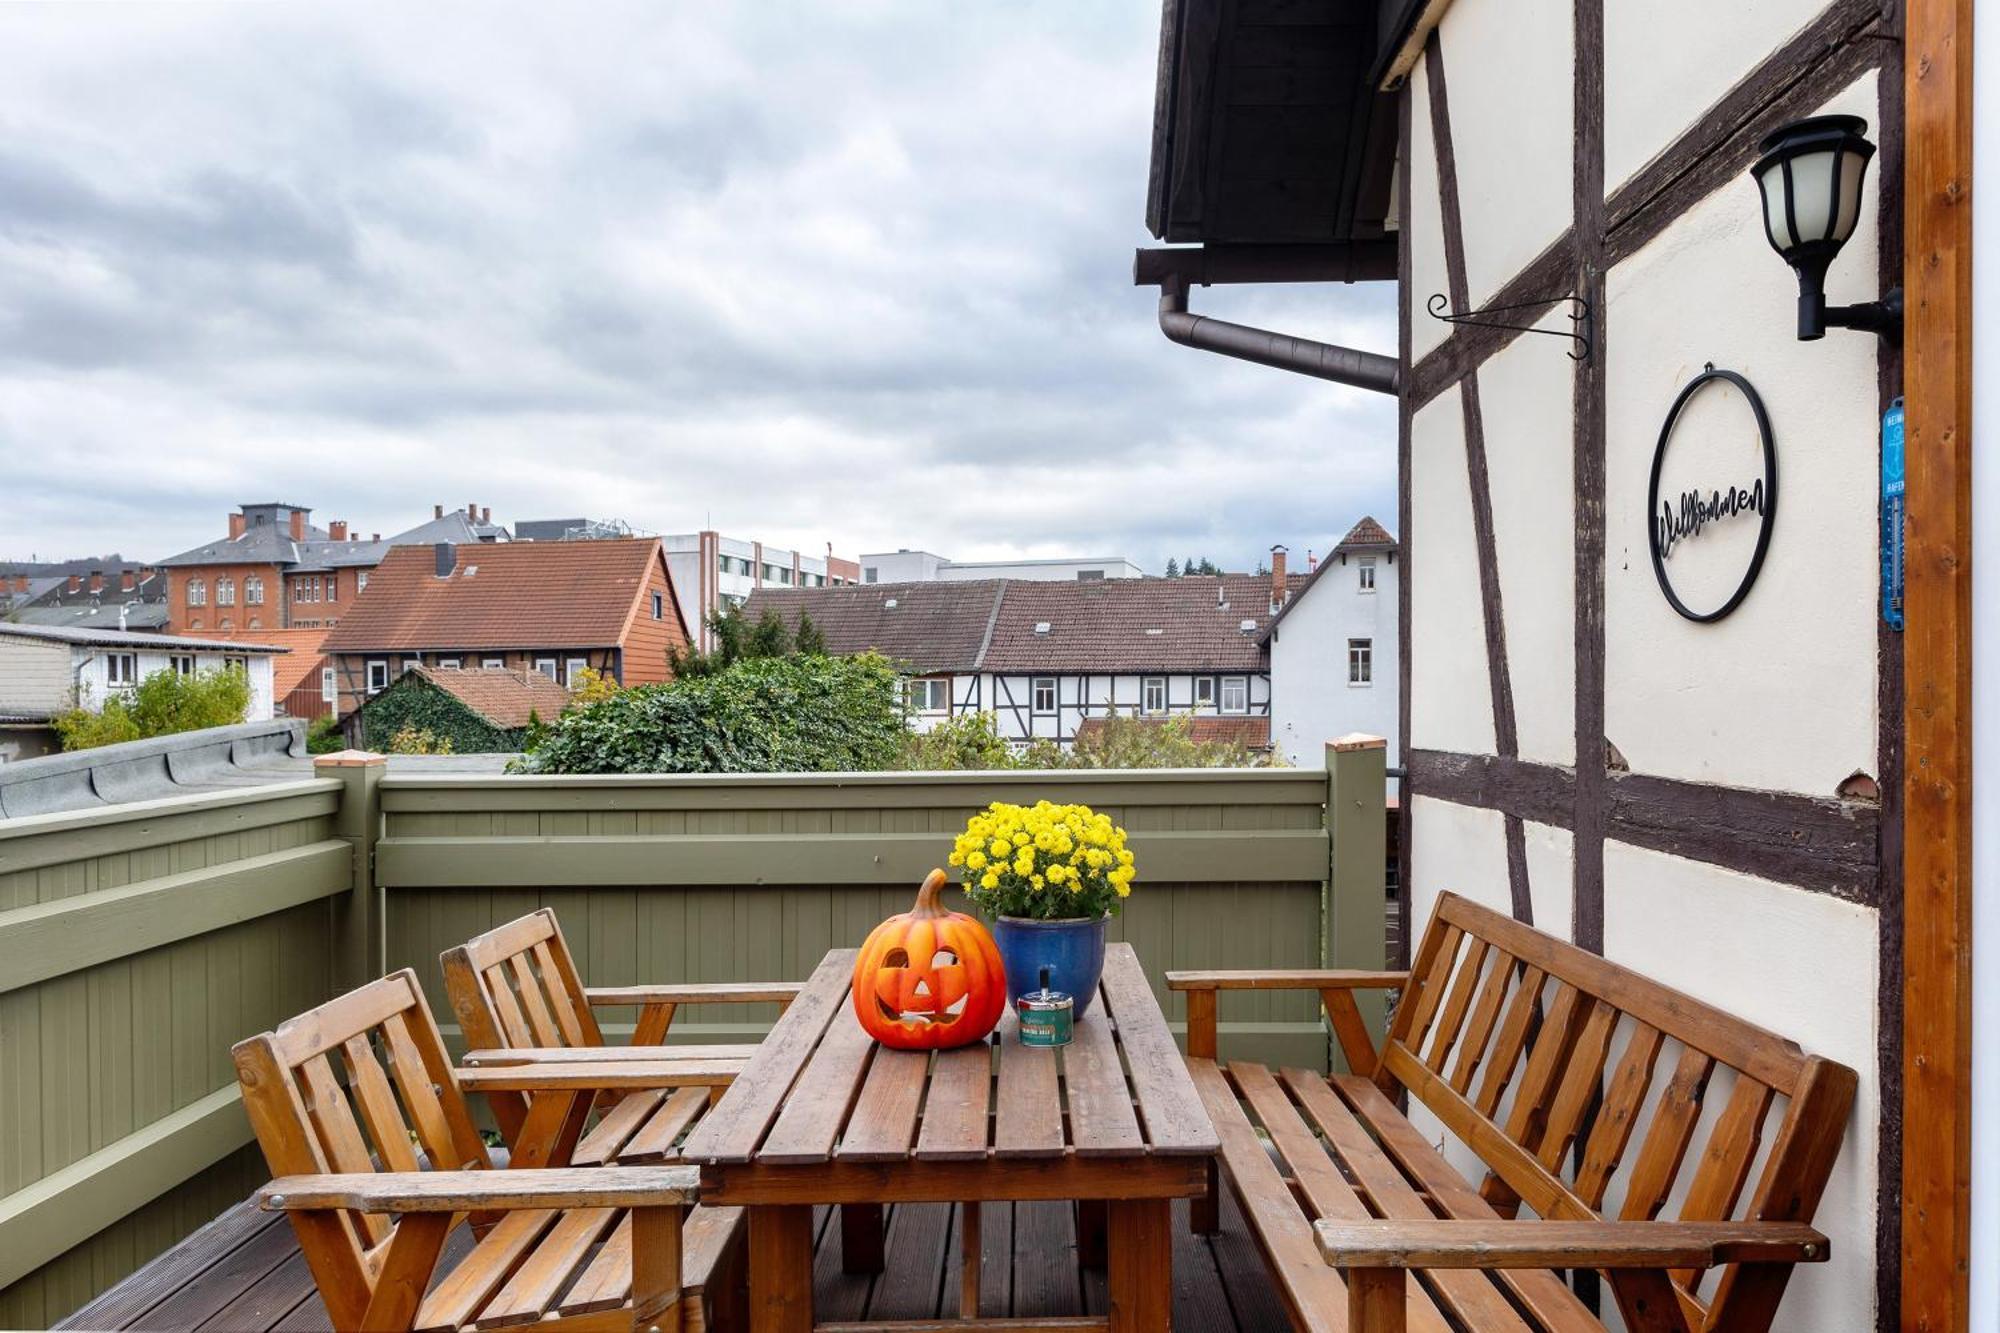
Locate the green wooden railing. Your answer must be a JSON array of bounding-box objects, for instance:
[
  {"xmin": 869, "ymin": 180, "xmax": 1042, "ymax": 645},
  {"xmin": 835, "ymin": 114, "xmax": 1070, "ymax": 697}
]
[{"xmin": 1, "ymin": 740, "xmax": 1388, "ymax": 1327}]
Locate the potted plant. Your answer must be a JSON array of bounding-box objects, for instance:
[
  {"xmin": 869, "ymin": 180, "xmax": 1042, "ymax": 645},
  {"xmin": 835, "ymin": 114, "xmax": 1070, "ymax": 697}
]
[{"xmin": 950, "ymin": 800, "xmax": 1136, "ymax": 1017}]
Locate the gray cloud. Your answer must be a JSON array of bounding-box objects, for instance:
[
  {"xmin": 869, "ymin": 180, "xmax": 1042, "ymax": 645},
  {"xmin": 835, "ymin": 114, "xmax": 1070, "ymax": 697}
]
[{"xmin": 0, "ymin": 3, "xmax": 1396, "ymax": 573}]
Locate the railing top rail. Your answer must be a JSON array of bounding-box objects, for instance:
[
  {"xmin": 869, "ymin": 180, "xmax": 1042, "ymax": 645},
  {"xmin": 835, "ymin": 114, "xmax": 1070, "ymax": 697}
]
[
  {"xmin": 0, "ymin": 777, "xmax": 341, "ymax": 843},
  {"xmin": 379, "ymin": 766, "xmax": 1321, "ymax": 791}
]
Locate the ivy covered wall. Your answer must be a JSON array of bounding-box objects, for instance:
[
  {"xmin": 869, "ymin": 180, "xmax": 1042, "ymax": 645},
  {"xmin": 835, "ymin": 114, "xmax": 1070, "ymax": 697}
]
[{"xmin": 354, "ymin": 675, "xmax": 529, "ymax": 753}]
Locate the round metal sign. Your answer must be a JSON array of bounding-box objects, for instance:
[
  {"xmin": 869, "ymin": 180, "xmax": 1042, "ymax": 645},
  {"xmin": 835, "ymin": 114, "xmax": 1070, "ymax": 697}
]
[{"xmin": 1646, "ymin": 365, "xmax": 1777, "ymax": 623}]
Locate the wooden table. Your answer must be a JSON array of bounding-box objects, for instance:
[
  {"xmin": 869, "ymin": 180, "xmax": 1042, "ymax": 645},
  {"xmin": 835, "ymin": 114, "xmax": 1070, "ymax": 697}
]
[{"xmin": 680, "ymin": 943, "xmax": 1219, "ymax": 1332}]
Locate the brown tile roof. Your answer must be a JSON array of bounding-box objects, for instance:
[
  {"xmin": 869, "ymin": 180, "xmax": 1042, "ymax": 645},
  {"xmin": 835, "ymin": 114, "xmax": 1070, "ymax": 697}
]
[
  {"xmin": 746, "ymin": 572, "xmax": 1305, "ymax": 675},
  {"xmin": 1074, "ymin": 714, "xmax": 1272, "ymax": 750},
  {"xmin": 321, "ymin": 539, "xmax": 664, "ymax": 653},
  {"xmin": 1333, "ymin": 515, "xmax": 1396, "ymax": 552},
  {"xmin": 201, "ymin": 627, "xmax": 330, "ymax": 697},
  {"xmin": 412, "ymin": 666, "xmax": 572, "ymax": 729},
  {"xmin": 739, "ymin": 581, "xmax": 1007, "ymax": 673},
  {"xmin": 1264, "ymin": 517, "xmax": 1399, "ymax": 640}
]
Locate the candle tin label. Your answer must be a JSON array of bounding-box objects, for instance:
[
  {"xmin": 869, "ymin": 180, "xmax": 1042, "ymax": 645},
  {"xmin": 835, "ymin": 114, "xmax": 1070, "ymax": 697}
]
[{"xmin": 1016, "ymin": 992, "xmax": 1073, "ymax": 1047}]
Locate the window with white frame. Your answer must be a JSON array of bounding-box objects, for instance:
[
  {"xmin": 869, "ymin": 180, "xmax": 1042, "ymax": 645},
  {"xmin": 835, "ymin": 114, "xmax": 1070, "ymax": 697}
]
[
  {"xmin": 245, "ymin": 576, "xmax": 264, "ymax": 605},
  {"xmin": 1358, "ymin": 556, "xmax": 1377, "ymax": 593},
  {"xmin": 1031, "ymin": 677, "xmax": 1057, "ymax": 715},
  {"xmin": 1194, "ymin": 677, "xmax": 1216, "ymax": 709},
  {"xmin": 325, "ymin": 573, "xmax": 338, "ymax": 602},
  {"xmin": 651, "ymin": 591, "xmax": 665, "ymax": 620},
  {"xmin": 357, "ymin": 571, "xmax": 369, "ymax": 593},
  {"xmin": 106, "ymin": 653, "xmax": 138, "ymax": 688},
  {"xmin": 1142, "ymin": 676, "xmax": 1167, "ymax": 714},
  {"xmin": 1348, "ymin": 638, "xmax": 1373, "ymax": 685},
  {"xmin": 1220, "ymin": 676, "xmax": 1249, "ymax": 714},
  {"xmin": 366, "ymin": 660, "xmax": 389, "ymax": 694},
  {"xmin": 438, "ymin": 658, "xmax": 461, "ymax": 670},
  {"xmin": 216, "ymin": 577, "xmax": 235, "ymax": 606},
  {"xmin": 321, "ymin": 667, "xmax": 336, "ymax": 701},
  {"xmin": 187, "ymin": 578, "xmax": 207, "ymax": 607},
  {"xmin": 565, "ymin": 658, "xmax": 589, "ymax": 686},
  {"xmin": 170, "ymin": 655, "xmax": 196, "ymax": 676},
  {"xmin": 535, "ymin": 658, "xmax": 558, "ymax": 680},
  {"xmin": 482, "ymin": 657, "xmax": 504, "ymax": 669},
  {"xmin": 909, "ymin": 677, "xmax": 950, "ymax": 713}
]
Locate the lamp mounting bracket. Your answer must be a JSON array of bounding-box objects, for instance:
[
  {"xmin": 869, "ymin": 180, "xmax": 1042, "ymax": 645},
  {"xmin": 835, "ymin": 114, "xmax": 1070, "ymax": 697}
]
[{"xmin": 1427, "ymin": 292, "xmax": 1593, "ymax": 361}]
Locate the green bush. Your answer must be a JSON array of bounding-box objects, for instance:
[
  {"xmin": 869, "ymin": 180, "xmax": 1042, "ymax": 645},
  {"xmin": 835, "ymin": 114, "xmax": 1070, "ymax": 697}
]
[
  {"xmin": 53, "ymin": 666, "xmax": 252, "ymax": 752},
  {"xmin": 306, "ymin": 715, "xmax": 345, "ymax": 754},
  {"xmin": 359, "ymin": 673, "xmax": 521, "ymax": 754},
  {"xmin": 894, "ymin": 708, "xmax": 1282, "ymax": 772},
  {"xmin": 517, "ymin": 653, "xmax": 906, "ymax": 775},
  {"xmin": 899, "ymin": 710, "xmax": 1019, "ymax": 771}
]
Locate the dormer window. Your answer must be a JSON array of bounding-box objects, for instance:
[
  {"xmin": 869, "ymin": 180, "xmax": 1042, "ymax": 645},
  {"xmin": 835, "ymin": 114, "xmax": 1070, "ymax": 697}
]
[{"xmin": 1358, "ymin": 556, "xmax": 1377, "ymax": 592}]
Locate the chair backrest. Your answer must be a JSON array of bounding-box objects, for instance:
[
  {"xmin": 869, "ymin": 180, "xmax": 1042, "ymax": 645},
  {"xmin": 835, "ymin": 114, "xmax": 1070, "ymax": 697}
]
[
  {"xmin": 440, "ymin": 909, "xmax": 604, "ymax": 1139},
  {"xmin": 231, "ymin": 969, "xmax": 492, "ymax": 1331},
  {"xmin": 1386, "ymin": 892, "xmax": 1856, "ymax": 1330}
]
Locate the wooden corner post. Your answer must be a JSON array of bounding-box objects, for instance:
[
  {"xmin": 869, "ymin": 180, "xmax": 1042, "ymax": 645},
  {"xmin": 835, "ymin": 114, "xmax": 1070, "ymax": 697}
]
[
  {"xmin": 1327, "ymin": 735, "xmax": 1390, "ymax": 1066},
  {"xmin": 317, "ymin": 750, "xmax": 387, "ymax": 992}
]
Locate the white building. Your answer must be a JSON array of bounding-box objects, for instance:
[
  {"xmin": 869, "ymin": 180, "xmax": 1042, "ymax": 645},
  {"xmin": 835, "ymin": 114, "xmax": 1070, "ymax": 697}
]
[
  {"xmin": 858, "ymin": 550, "xmax": 1145, "ymax": 584},
  {"xmin": 660, "ymin": 531, "xmax": 861, "ymax": 652},
  {"xmin": 1264, "ymin": 519, "xmax": 1399, "ymax": 770},
  {"xmin": 746, "ymin": 571, "xmax": 1296, "ymax": 748},
  {"xmin": 0, "ymin": 623, "xmax": 285, "ymax": 762}
]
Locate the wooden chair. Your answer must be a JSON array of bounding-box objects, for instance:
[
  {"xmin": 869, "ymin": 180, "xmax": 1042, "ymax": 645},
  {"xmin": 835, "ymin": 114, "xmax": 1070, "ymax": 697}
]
[
  {"xmin": 440, "ymin": 908, "xmax": 801, "ymax": 1169},
  {"xmin": 231, "ymin": 969, "xmax": 713, "ymax": 1332},
  {"xmin": 1169, "ymin": 891, "xmax": 1856, "ymax": 1333}
]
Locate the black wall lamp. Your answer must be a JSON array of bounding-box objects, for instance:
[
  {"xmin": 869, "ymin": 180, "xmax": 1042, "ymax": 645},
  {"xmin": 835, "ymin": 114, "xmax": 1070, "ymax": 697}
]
[{"xmin": 1750, "ymin": 115, "xmax": 1900, "ymax": 343}]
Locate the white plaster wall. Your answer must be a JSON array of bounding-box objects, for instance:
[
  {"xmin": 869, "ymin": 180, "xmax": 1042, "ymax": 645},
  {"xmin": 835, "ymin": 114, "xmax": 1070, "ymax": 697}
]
[
  {"xmin": 1409, "ymin": 389, "xmax": 1497, "ymax": 755},
  {"xmin": 1405, "ymin": 55, "xmax": 1452, "ymax": 364},
  {"xmin": 0, "ymin": 638, "xmax": 70, "ymax": 715},
  {"xmin": 1604, "ymin": 75, "xmax": 1880, "ymax": 797},
  {"xmin": 1522, "ymin": 819, "xmax": 1573, "ymax": 941},
  {"xmin": 1602, "ymin": 841, "xmax": 1879, "ymax": 1331},
  {"xmin": 1268, "ymin": 556, "xmax": 1399, "ymax": 768},
  {"xmin": 1479, "ymin": 314, "xmax": 1577, "ymax": 766},
  {"xmin": 1434, "ymin": 0, "xmax": 1573, "ymax": 306},
  {"xmin": 1604, "ymin": 0, "xmax": 1841, "ymax": 192}
]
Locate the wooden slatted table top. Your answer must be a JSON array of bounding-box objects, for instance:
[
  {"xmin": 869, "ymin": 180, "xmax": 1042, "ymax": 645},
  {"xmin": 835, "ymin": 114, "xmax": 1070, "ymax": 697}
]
[{"xmin": 680, "ymin": 943, "xmax": 1219, "ymax": 1171}]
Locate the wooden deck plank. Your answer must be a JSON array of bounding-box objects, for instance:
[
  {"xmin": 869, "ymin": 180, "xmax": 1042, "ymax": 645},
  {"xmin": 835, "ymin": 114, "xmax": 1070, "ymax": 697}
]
[
  {"xmin": 127, "ymin": 1209, "xmax": 302, "ymax": 1331},
  {"xmin": 1010, "ymin": 1200, "xmax": 1083, "ymax": 1320},
  {"xmin": 55, "ymin": 1203, "xmax": 279, "ymax": 1332},
  {"xmin": 866, "ymin": 1202, "xmax": 953, "ymax": 1321}
]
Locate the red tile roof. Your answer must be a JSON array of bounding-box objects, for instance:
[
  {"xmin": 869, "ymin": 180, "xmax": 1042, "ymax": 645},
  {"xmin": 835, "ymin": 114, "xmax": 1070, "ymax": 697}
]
[
  {"xmin": 746, "ymin": 572, "xmax": 1305, "ymax": 675},
  {"xmin": 321, "ymin": 539, "xmax": 665, "ymax": 652},
  {"xmin": 1074, "ymin": 714, "xmax": 1272, "ymax": 750},
  {"xmin": 1332, "ymin": 515, "xmax": 1396, "ymax": 552},
  {"xmin": 412, "ymin": 666, "xmax": 572, "ymax": 729},
  {"xmin": 199, "ymin": 627, "xmax": 329, "ymax": 697}
]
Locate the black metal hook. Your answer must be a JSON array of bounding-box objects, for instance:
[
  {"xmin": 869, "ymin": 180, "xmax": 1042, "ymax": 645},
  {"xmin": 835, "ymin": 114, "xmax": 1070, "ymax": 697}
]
[{"xmin": 1427, "ymin": 293, "xmax": 1593, "ymax": 361}]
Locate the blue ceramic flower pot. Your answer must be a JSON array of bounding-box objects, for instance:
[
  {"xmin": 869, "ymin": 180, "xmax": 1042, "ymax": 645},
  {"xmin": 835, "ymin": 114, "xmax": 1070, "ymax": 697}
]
[{"xmin": 992, "ymin": 915, "xmax": 1108, "ymax": 1018}]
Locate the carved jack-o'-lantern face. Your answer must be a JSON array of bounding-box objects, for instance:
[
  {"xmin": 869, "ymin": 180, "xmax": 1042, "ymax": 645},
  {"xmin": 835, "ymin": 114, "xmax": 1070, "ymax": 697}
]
[{"xmin": 853, "ymin": 871, "xmax": 1005, "ymax": 1050}]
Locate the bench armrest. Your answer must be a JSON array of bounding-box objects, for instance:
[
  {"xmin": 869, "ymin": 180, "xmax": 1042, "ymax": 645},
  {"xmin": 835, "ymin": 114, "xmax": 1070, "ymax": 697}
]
[
  {"xmin": 457, "ymin": 1060, "xmax": 741, "ymax": 1092},
  {"xmin": 259, "ymin": 1165, "xmax": 699, "ymax": 1213},
  {"xmin": 585, "ymin": 982, "xmax": 801, "ymax": 1006},
  {"xmin": 460, "ymin": 1044, "xmax": 758, "ymax": 1067},
  {"xmin": 1166, "ymin": 969, "xmax": 1408, "ymax": 992},
  {"xmin": 1314, "ymin": 1219, "xmax": 1829, "ymax": 1270}
]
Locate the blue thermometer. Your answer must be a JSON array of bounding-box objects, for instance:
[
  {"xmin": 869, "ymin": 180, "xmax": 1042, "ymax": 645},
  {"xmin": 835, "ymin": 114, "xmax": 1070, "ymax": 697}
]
[{"xmin": 1882, "ymin": 397, "xmax": 1905, "ymax": 630}]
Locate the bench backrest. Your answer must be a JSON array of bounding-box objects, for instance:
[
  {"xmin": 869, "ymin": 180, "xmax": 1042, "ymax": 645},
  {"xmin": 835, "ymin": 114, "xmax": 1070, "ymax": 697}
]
[
  {"xmin": 440, "ymin": 909, "xmax": 604, "ymax": 1139},
  {"xmin": 231, "ymin": 970, "xmax": 493, "ymax": 1331},
  {"xmin": 1386, "ymin": 892, "xmax": 1856, "ymax": 1330}
]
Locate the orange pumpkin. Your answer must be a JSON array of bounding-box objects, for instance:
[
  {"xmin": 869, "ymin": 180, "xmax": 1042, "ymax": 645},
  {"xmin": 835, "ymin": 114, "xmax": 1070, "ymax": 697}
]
[{"xmin": 853, "ymin": 869, "xmax": 1006, "ymax": 1049}]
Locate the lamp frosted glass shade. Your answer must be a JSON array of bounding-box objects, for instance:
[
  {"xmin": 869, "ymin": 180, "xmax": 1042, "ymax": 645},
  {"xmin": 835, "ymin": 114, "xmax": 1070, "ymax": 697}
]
[{"xmin": 1751, "ymin": 115, "xmax": 1874, "ymax": 258}]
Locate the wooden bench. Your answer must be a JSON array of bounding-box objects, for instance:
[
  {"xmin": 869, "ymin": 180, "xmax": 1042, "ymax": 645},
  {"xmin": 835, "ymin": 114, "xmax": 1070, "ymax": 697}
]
[
  {"xmin": 232, "ymin": 970, "xmax": 716, "ymax": 1332},
  {"xmin": 1168, "ymin": 891, "xmax": 1856, "ymax": 1333}
]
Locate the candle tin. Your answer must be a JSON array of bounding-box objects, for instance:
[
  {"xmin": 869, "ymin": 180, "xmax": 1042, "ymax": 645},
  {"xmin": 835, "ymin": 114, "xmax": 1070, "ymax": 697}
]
[{"xmin": 1016, "ymin": 988, "xmax": 1074, "ymax": 1048}]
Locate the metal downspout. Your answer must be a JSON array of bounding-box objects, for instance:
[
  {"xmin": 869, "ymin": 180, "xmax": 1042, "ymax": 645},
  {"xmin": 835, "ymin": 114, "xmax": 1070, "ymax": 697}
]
[{"xmin": 1154, "ymin": 277, "xmax": 1400, "ymax": 395}]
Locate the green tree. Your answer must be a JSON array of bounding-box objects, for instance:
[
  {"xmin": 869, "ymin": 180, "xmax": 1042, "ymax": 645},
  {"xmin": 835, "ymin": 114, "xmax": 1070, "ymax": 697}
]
[
  {"xmin": 898, "ymin": 711, "xmax": 1018, "ymax": 771},
  {"xmin": 1163, "ymin": 558, "xmax": 1180, "ymax": 578},
  {"xmin": 747, "ymin": 608, "xmax": 793, "ymax": 659},
  {"xmin": 53, "ymin": 665, "xmax": 253, "ymax": 752},
  {"xmin": 794, "ymin": 610, "xmax": 827, "ymax": 656}
]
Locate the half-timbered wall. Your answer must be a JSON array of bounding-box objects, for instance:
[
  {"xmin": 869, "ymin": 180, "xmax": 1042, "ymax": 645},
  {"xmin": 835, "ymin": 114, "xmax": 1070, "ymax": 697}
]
[
  {"xmin": 906, "ymin": 671, "xmax": 1273, "ymax": 746},
  {"xmin": 1395, "ymin": 1, "xmax": 1899, "ymax": 1326}
]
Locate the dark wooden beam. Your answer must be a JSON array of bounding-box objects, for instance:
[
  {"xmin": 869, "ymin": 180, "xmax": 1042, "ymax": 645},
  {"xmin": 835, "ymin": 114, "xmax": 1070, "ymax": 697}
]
[
  {"xmin": 1395, "ymin": 79, "xmax": 1416, "ymax": 972},
  {"xmin": 1132, "ymin": 242, "xmax": 1398, "ymax": 288},
  {"xmin": 1571, "ymin": 0, "xmax": 1607, "ymax": 956},
  {"xmin": 1899, "ymin": 0, "xmax": 1974, "ymax": 1321},
  {"xmin": 1406, "ymin": 230, "xmax": 1579, "ymax": 412},
  {"xmin": 1403, "ymin": 751, "xmax": 1574, "ymax": 832}
]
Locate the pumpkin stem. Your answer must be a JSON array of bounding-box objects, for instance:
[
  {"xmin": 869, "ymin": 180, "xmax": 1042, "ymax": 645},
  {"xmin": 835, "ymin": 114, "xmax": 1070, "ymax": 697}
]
[{"xmin": 910, "ymin": 869, "xmax": 950, "ymax": 919}]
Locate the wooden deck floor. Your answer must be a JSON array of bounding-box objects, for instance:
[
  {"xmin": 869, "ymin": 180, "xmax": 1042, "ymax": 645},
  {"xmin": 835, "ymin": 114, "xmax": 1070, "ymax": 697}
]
[{"xmin": 57, "ymin": 1190, "xmax": 1292, "ymax": 1332}]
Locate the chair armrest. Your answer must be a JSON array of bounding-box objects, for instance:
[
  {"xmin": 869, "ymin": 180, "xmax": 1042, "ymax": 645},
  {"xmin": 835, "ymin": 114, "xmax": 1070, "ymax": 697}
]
[
  {"xmin": 585, "ymin": 982, "xmax": 802, "ymax": 1006},
  {"xmin": 258, "ymin": 1165, "xmax": 699, "ymax": 1213},
  {"xmin": 457, "ymin": 1059, "xmax": 741, "ymax": 1092},
  {"xmin": 1314, "ymin": 1220, "xmax": 1829, "ymax": 1270},
  {"xmin": 1166, "ymin": 969, "xmax": 1408, "ymax": 992},
  {"xmin": 461, "ymin": 1045, "xmax": 759, "ymax": 1067}
]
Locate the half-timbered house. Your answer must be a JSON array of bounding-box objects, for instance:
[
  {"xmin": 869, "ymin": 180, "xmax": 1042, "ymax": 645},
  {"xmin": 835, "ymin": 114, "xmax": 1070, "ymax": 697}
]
[{"xmin": 1137, "ymin": 0, "xmax": 1977, "ymax": 1324}]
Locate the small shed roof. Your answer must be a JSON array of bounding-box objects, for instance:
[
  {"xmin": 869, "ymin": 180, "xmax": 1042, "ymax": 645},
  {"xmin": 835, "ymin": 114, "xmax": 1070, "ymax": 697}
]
[{"xmin": 0, "ymin": 623, "xmax": 288, "ymax": 653}]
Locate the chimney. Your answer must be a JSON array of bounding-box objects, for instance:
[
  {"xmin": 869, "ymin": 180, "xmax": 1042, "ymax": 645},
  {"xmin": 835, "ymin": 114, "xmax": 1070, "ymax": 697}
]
[
  {"xmin": 67, "ymin": 574, "xmax": 81, "ymax": 594},
  {"xmin": 228, "ymin": 512, "xmax": 247, "ymax": 540},
  {"xmin": 12, "ymin": 575, "xmax": 26, "ymax": 594},
  {"xmin": 435, "ymin": 504, "xmax": 445, "ymax": 520},
  {"xmin": 481, "ymin": 507, "xmax": 491, "ymax": 525},
  {"xmin": 289, "ymin": 509, "xmax": 306, "ymax": 541},
  {"xmin": 435, "ymin": 542, "xmax": 457, "ymax": 577},
  {"xmin": 467, "ymin": 500, "xmax": 477, "ymax": 521},
  {"xmin": 88, "ymin": 570, "xmax": 104, "ymax": 595},
  {"xmin": 120, "ymin": 571, "xmax": 135, "ymax": 593},
  {"xmin": 1307, "ymin": 548, "xmax": 1318, "ymax": 572},
  {"xmin": 371, "ymin": 533, "xmax": 381, "ymax": 542},
  {"xmin": 1270, "ymin": 545, "xmax": 1288, "ymax": 613},
  {"xmin": 330, "ymin": 520, "xmax": 348, "ymax": 542}
]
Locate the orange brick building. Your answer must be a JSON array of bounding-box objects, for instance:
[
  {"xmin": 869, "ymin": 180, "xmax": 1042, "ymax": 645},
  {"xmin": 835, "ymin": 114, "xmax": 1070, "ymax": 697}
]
[{"xmin": 317, "ymin": 537, "xmax": 687, "ymax": 719}]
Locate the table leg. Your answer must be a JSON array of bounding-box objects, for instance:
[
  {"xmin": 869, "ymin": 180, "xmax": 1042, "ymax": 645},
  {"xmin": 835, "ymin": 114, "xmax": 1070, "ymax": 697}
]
[
  {"xmin": 1106, "ymin": 1198, "xmax": 1171, "ymax": 1333},
  {"xmin": 1076, "ymin": 1199, "xmax": 1108, "ymax": 1268},
  {"xmin": 748, "ymin": 1204, "xmax": 814, "ymax": 1333},
  {"xmin": 1191, "ymin": 1160, "xmax": 1220, "ymax": 1234},
  {"xmin": 840, "ymin": 1202, "xmax": 885, "ymax": 1274},
  {"xmin": 959, "ymin": 1202, "xmax": 982, "ymax": 1318}
]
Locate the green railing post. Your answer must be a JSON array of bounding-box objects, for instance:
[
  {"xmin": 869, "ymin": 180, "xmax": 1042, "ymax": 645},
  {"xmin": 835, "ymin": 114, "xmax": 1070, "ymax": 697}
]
[
  {"xmin": 317, "ymin": 750, "xmax": 386, "ymax": 992},
  {"xmin": 1325, "ymin": 734, "xmax": 1389, "ymax": 1063}
]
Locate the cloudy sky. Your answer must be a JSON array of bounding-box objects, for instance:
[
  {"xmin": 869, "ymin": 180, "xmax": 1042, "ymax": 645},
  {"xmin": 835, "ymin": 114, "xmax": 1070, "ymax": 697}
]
[{"xmin": 0, "ymin": 3, "xmax": 1395, "ymax": 574}]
